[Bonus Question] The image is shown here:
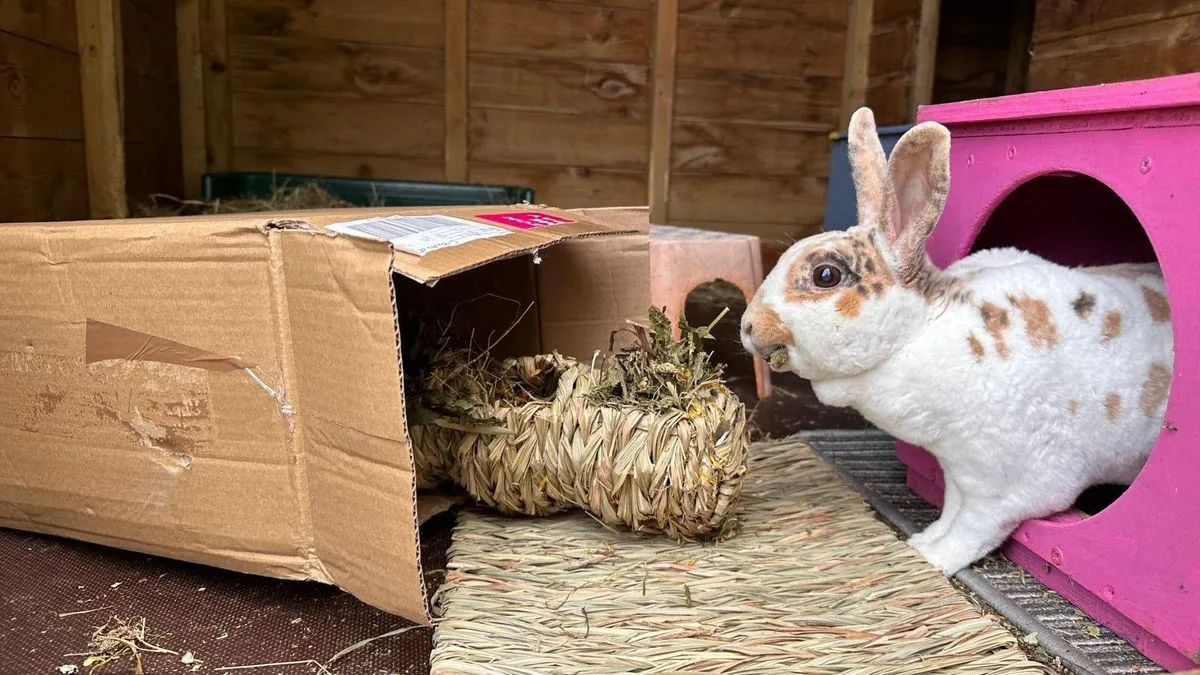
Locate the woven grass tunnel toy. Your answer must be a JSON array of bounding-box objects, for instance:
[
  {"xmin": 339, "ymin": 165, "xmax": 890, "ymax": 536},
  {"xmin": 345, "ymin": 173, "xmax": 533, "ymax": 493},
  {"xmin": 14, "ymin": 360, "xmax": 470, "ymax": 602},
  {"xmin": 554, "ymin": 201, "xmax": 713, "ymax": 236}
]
[{"xmin": 407, "ymin": 308, "xmax": 750, "ymax": 541}]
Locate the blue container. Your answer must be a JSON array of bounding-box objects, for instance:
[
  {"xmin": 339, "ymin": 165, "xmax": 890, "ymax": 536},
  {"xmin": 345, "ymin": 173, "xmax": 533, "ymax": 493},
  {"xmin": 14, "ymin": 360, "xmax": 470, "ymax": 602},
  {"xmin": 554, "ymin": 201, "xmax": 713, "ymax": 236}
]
[{"xmin": 822, "ymin": 123, "xmax": 915, "ymax": 232}]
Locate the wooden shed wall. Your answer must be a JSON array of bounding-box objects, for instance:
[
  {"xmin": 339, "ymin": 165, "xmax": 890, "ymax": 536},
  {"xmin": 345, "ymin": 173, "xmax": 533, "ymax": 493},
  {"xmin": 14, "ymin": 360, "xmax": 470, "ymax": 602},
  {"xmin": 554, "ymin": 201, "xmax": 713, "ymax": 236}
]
[
  {"xmin": 666, "ymin": 2, "xmax": 844, "ymax": 246},
  {"xmin": 213, "ymin": 0, "xmax": 851, "ymax": 252},
  {"xmin": 0, "ymin": 0, "xmax": 183, "ymax": 222},
  {"xmin": 1029, "ymin": 0, "xmax": 1200, "ymax": 90},
  {"xmin": 123, "ymin": 0, "xmax": 185, "ymax": 205},
  {"xmin": 0, "ymin": 0, "xmax": 89, "ymax": 222}
]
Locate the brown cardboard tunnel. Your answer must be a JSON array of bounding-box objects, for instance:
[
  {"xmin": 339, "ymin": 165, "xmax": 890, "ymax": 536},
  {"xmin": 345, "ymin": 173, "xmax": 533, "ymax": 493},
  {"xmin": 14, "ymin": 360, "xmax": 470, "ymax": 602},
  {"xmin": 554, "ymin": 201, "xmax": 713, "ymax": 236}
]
[{"xmin": 0, "ymin": 205, "xmax": 648, "ymax": 624}]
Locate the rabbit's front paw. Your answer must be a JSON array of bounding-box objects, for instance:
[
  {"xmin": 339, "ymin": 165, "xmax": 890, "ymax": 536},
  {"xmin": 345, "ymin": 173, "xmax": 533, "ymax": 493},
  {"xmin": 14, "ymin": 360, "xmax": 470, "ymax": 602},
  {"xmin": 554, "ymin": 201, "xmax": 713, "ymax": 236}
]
[{"xmin": 907, "ymin": 529, "xmax": 933, "ymax": 548}]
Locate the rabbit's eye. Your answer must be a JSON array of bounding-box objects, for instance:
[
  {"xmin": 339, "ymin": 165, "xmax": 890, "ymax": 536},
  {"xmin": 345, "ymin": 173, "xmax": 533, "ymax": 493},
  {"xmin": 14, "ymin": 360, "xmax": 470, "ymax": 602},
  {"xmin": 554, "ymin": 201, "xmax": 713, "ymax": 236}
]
[{"xmin": 812, "ymin": 264, "xmax": 842, "ymax": 288}]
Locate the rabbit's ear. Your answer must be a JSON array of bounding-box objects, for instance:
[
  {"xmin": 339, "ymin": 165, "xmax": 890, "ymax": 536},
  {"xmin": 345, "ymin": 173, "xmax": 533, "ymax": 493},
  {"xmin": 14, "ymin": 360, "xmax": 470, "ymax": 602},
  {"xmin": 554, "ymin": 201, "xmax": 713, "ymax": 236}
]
[
  {"xmin": 848, "ymin": 107, "xmax": 897, "ymax": 235},
  {"xmin": 885, "ymin": 121, "xmax": 951, "ymax": 281}
]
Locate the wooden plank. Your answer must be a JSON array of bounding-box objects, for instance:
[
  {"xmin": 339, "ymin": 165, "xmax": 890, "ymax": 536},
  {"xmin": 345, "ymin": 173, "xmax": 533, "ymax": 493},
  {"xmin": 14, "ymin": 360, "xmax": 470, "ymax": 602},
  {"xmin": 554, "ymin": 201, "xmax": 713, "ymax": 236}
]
[
  {"xmin": 444, "ymin": 0, "xmax": 467, "ymax": 181},
  {"xmin": 125, "ymin": 140, "xmax": 184, "ymax": 203},
  {"xmin": 839, "ymin": 0, "xmax": 874, "ymax": 126},
  {"xmin": 469, "ymin": 108, "xmax": 648, "ymax": 170},
  {"xmin": 865, "ymin": 71, "xmax": 911, "ymax": 125},
  {"xmin": 1028, "ymin": 14, "xmax": 1200, "ymax": 91},
  {"xmin": 121, "ymin": 0, "xmax": 177, "ymax": 84},
  {"xmin": 676, "ymin": 69, "xmax": 839, "ymax": 126},
  {"xmin": 227, "ymin": 0, "xmax": 443, "ymax": 50},
  {"xmin": 0, "ymin": 0, "xmax": 77, "ymax": 52},
  {"xmin": 0, "ymin": 138, "xmax": 89, "ymax": 222},
  {"xmin": 873, "ymin": 0, "xmax": 921, "ymax": 23},
  {"xmin": 234, "ymin": 147, "xmax": 446, "ymax": 182},
  {"xmin": 229, "ymin": 35, "xmax": 443, "ymax": 103},
  {"xmin": 470, "ymin": 0, "xmax": 652, "ymax": 64},
  {"xmin": 470, "ymin": 162, "xmax": 646, "ymax": 208},
  {"xmin": 677, "ymin": 14, "xmax": 842, "ymax": 77},
  {"xmin": 927, "ymin": 0, "xmax": 1011, "ymax": 104},
  {"xmin": 128, "ymin": 0, "xmax": 175, "ymax": 24},
  {"xmin": 124, "ymin": 71, "xmax": 180, "ymax": 147},
  {"xmin": 76, "ymin": 0, "xmax": 127, "ymax": 218},
  {"xmin": 233, "ymin": 93, "xmax": 444, "ymax": 158},
  {"xmin": 1005, "ymin": 0, "xmax": 1034, "ymax": 94},
  {"xmin": 678, "ymin": 0, "xmax": 844, "ymax": 26},
  {"xmin": 1032, "ymin": 0, "xmax": 1200, "ymax": 44},
  {"xmin": 470, "ymin": 54, "xmax": 649, "ymax": 118},
  {"xmin": 668, "ymin": 173, "xmax": 826, "ymax": 225},
  {"xmin": 201, "ymin": 0, "xmax": 232, "ymax": 172},
  {"xmin": 869, "ymin": 12, "xmax": 917, "ymax": 73},
  {"xmin": 909, "ymin": 0, "xmax": 940, "ymax": 116},
  {"xmin": 178, "ymin": 0, "xmax": 206, "ymax": 198},
  {"xmin": 671, "ymin": 123, "xmax": 830, "ymax": 176},
  {"xmin": 0, "ymin": 32, "xmax": 84, "ymax": 140},
  {"xmin": 648, "ymin": 0, "xmax": 677, "ymax": 224},
  {"xmin": 934, "ymin": 43, "xmax": 1008, "ymax": 104}
]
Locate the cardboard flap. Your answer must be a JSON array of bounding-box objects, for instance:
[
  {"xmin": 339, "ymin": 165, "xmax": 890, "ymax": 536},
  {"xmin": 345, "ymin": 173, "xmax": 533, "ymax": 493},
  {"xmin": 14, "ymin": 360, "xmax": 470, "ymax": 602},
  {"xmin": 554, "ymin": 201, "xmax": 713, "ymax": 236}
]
[{"xmin": 292, "ymin": 205, "xmax": 640, "ymax": 285}]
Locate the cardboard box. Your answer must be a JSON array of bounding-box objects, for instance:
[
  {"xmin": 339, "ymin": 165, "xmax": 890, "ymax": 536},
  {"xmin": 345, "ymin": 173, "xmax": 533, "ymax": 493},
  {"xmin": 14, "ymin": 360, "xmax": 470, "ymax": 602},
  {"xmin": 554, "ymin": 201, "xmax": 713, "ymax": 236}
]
[{"xmin": 0, "ymin": 204, "xmax": 649, "ymax": 624}]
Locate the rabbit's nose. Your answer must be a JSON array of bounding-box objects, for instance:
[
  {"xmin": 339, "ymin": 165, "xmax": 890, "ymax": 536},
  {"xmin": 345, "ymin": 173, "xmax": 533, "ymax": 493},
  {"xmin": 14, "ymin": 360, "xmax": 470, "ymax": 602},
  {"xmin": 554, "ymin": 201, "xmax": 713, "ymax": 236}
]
[{"xmin": 743, "ymin": 320, "xmax": 754, "ymax": 336}]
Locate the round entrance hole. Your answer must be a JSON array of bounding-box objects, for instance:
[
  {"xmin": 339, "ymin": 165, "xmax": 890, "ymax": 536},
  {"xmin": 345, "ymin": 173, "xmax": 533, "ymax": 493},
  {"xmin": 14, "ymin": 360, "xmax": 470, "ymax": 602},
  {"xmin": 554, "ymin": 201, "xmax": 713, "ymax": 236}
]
[
  {"xmin": 683, "ymin": 279, "xmax": 755, "ymax": 397},
  {"xmin": 968, "ymin": 173, "xmax": 1169, "ymax": 517}
]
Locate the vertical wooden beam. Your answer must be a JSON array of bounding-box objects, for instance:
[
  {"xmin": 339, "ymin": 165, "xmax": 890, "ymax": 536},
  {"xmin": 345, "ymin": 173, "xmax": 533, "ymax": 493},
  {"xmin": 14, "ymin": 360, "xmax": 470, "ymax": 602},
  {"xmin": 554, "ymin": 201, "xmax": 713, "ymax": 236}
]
[
  {"xmin": 839, "ymin": 0, "xmax": 874, "ymax": 128},
  {"xmin": 200, "ymin": 0, "xmax": 232, "ymax": 173},
  {"xmin": 647, "ymin": 0, "xmax": 678, "ymax": 225},
  {"xmin": 909, "ymin": 0, "xmax": 941, "ymax": 118},
  {"xmin": 1005, "ymin": 0, "xmax": 1035, "ymax": 94},
  {"xmin": 177, "ymin": 0, "xmax": 206, "ymax": 198},
  {"xmin": 76, "ymin": 0, "xmax": 128, "ymax": 218},
  {"xmin": 444, "ymin": 0, "xmax": 468, "ymax": 182}
]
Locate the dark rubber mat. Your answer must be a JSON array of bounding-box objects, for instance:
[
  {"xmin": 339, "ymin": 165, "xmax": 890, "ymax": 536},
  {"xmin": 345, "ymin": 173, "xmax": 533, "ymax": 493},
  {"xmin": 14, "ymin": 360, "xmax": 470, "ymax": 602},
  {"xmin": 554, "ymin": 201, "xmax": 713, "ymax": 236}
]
[
  {"xmin": 800, "ymin": 428, "xmax": 1163, "ymax": 675},
  {"xmin": 1, "ymin": 511, "xmax": 453, "ymax": 675}
]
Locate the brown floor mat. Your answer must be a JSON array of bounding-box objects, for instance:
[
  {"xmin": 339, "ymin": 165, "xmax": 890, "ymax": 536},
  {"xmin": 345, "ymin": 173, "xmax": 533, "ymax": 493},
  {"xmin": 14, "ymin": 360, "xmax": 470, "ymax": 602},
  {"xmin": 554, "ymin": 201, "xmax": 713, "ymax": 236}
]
[{"xmin": 2, "ymin": 511, "xmax": 453, "ymax": 675}]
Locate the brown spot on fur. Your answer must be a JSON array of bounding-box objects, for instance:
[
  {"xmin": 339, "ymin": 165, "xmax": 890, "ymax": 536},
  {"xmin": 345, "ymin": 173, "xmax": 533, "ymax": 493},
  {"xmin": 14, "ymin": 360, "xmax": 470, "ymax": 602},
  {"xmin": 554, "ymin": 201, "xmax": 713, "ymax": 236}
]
[
  {"xmin": 1008, "ymin": 295, "xmax": 1059, "ymax": 348},
  {"xmin": 912, "ymin": 263, "xmax": 971, "ymax": 306},
  {"xmin": 967, "ymin": 334, "xmax": 984, "ymax": 362},
  {"xmin": 980, "ymin": 302, "xmax": 1011, "ymax": 358},
  {"xmin": 1101, "ymin": 311, "xmax": 1122, "ymax": 342},
  {"xmin": 1105, "ymin": 392, "xmax": 1122, "ymax": 422},
  {"xmin": 1140, "ymin": 362, "xmax": 1171, "ymax": 417},
  {"xmin": 1068, "ymin": 399, "xmax": 1079, "ymax": 416},
  {"xmin": 835, "ymin": 290, "xmax": 863, "ymax": 318},
  {"xmin": 746, "ymin": 305, "xmax": 794, "ymax": 349},
  {"xmin": 1142, "ymin": 285, "xmax": 1170, "ymax": 322},
  {"xmin": 1072, "ymin": 292, "xmax": 1096, "ymax": 320}
]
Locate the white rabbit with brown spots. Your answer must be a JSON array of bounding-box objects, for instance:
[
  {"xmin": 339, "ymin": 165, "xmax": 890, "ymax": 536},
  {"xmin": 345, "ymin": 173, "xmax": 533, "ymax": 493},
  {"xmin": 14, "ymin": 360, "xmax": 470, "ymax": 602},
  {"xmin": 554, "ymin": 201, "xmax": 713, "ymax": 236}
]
[{"xmin": 740, "ymin": 107, "xmax": 1174, "ymax": 576}]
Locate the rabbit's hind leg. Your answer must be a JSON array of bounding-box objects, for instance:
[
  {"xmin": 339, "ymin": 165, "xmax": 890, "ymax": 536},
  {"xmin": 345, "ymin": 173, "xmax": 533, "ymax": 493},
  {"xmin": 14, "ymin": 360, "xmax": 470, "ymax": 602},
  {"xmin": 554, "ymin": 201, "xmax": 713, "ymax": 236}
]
[
  {"xmin": 908, "ymin": 477, "xmax": 963, "ymax": 548},
  {"xmin": 912, "ymin": 496, "xmax": 1021, "ymax": 576}
]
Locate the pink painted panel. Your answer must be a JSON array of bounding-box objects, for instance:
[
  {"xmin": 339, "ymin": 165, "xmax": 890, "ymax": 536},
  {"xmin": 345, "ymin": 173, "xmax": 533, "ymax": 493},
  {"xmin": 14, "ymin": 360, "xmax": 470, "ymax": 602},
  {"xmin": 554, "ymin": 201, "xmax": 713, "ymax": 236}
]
[
  {"xmin": 918, "ymin": 72, "xmax": 1200, "ymax": 125},
  {"xmin": 900, "ymin": 75, "xmax": 1200, "ymax": 670}
]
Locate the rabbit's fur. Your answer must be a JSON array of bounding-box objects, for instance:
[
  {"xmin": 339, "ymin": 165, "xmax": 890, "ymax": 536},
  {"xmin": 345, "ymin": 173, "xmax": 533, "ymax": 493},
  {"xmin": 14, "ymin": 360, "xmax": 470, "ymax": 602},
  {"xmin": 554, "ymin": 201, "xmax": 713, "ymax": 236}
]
[{"xmin": 741, "ymin": 107, "xmax": 1174, "ymax": 575}]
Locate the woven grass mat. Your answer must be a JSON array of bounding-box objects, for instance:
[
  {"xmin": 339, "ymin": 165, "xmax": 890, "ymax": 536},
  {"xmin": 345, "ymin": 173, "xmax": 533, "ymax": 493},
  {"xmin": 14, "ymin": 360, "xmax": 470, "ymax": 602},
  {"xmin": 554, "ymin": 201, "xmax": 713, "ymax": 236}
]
[{"xmin": 430, "ymin": 440, "xmax": 1051, "ymax": 674}]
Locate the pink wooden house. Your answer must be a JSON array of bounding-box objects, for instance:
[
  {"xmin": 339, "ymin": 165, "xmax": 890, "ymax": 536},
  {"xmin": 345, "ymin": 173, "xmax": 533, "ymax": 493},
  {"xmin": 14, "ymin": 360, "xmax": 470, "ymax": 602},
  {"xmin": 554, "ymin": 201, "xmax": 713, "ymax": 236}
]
[{"xmin": 900, "ymin": 73, "xmax": 1200, "ymax": 671}]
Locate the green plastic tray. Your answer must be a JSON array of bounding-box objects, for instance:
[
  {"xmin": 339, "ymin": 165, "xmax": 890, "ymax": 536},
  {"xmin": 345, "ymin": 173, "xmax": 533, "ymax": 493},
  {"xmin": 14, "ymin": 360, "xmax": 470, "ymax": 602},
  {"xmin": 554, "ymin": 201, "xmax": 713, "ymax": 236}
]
[{"xmin": 201, "ymin": 171, "xmax": 535, "ymax": 208}]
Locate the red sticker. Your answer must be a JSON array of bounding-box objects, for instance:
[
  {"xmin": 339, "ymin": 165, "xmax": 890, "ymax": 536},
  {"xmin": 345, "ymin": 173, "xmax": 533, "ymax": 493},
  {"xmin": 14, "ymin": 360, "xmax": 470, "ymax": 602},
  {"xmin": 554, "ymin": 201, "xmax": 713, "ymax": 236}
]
[{"xmin": 474, "ymin": 211, "xmax": 576, "ymax": 230}]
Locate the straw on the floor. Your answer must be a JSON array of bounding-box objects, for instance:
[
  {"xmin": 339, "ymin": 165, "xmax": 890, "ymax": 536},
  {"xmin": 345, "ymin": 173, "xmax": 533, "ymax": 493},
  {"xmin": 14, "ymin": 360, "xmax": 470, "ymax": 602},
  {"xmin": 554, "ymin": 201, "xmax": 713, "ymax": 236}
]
[{"xmin": 430, "ymin": 440, "xmax": 1051, "ymax": 674}]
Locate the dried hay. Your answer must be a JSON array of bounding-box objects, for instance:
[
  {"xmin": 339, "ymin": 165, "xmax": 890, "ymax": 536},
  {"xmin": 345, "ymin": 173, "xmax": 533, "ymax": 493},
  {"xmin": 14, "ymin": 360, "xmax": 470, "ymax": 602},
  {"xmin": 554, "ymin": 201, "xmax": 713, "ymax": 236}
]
[
  {"xmin": 407, "ymin": 308, "xmax": 750, "ymax": 541},
  {"xmin": 130, "ymin": 181, "xmax": 371, "ymax": 218},
  {"xmin": 68, "ymin": 616, "xmax": 180, "ymax": 675},
  {"xmin": 429, "ymin": 440, "xmax": 1054, "ymax": 675}
]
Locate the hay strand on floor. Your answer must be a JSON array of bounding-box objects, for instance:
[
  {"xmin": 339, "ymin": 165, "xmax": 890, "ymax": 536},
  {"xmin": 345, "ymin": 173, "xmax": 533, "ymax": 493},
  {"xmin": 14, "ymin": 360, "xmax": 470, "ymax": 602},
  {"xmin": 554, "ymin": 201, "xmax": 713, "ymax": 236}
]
[{"xmin": 429, "ymin": 440, "xmax": 1052, "ymax": 674}]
